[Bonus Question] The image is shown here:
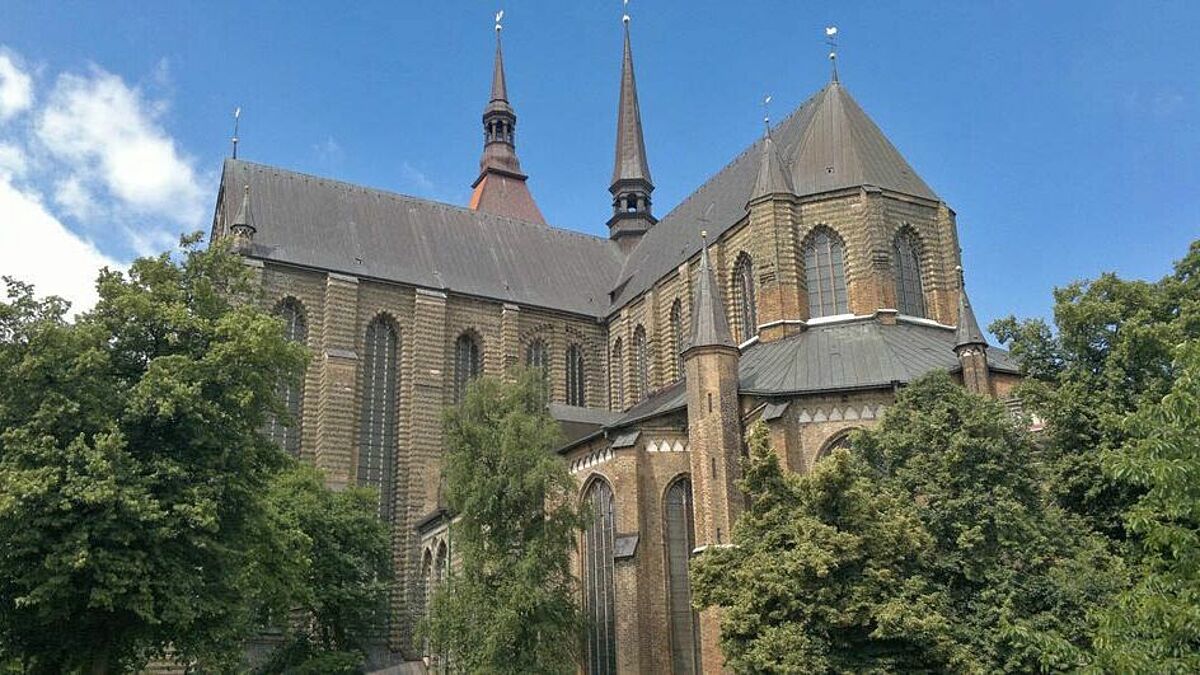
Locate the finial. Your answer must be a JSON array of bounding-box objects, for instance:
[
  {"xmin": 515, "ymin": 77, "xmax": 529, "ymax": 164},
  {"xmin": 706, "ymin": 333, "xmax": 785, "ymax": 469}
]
[
  {"xmin": 495, "ymin": 9, "xmax": 504, "ymax": 33},
  {"xmin": 762, "ymin": 94, "xmax": 772, "ymax": 135},
  {"xmin": 825, "ymin": 25, "xmax": 839, "ymax": 82},
  {"xmin": 231, "ymin": 106, "xmax": 241, "ymax": 159},
  {"xmin": 622, "ymin": 0, "xmax": 631, "ymax": 25},
  {"xmin": 701, "ymin": 229, "xmax": 708, "ymax": 241}
]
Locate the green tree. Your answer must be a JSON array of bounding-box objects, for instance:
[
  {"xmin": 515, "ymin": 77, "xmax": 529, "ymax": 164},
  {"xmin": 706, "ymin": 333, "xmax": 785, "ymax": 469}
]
[
  {"xmin": 253, "ymin": 463, "xmax": 392, "ymax": 674},
  {"xmin": 1089, "ymin": 340, "xmax": 1200, "ymax": 673},
  {"xmin": 0, "ymin": 236, "xmax": 306, "ymax": 673},
  {"xmin": 991, "ymin": 241, "xmax": 1200, "ymax": 538},
  {"xmin": 692, "ymin": 374, "xmax": 1124, "ymax": 673},
  {"xmin": 423, "ymin": 369, "xmax": 585, "ymax": 674},
  {"xmin": 690, "ymin": 422, "xmax": 962, "ymax": 674}
]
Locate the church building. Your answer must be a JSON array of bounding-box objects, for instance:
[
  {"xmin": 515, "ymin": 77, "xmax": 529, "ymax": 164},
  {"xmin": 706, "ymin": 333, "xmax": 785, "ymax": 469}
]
[{"xmin": 211, "ymin": 14, "xmax": 1021, "ymax": 674}]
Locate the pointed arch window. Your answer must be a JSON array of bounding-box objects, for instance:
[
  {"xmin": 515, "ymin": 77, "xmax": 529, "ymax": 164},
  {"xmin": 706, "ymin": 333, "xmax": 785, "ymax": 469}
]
[
  {"xmin": 567, "ymin": 343, "xmax": 587, "ymax": 407},
  {"xmin": 670, "ymin": 299, "xmax": 684, "ymax": 381},
  {"xmin": 266, "ymin": 298, "xmax": 306, "ymax": 457},
  {"xmin": 454, "ymin": 333, "xmax": 482, "ymax": 403},
  {"xmin": 359, "ymin": 317, "xmax": 398, "ymax": 522},
  {"xmin": 611, "ymin": 338, "xmax": 625, "ymax": 410},
  {"xmin": 583, "ymin": 479, "xmax": 617, "ymax": 675},
  {"xmin": 733, "ymin": 254, "xmax": 757, "ymax": 342},
  {"xmin": 634, "ymin": 325, "xmax": 649, "ymax": 403},
  {"xmin": 526, "ymin": 338, "xmax": 548, "ymax": 372},
  {"xmin": 893, "ymin": 230, "xmax": 926, "ymax": 318},
  {"xmin": 804, "ymin": 228, "xmax": 849, "ymax": 318},
  {"xmin": 664, "ymin": 478, "xmax": 700, "ymax": 675}
]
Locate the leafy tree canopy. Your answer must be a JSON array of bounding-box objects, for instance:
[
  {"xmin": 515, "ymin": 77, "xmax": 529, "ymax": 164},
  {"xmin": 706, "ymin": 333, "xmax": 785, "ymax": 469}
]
[
  {"xmin": 991, "ymin": 241, "xmax": 1200, "ymax": 537},
  {"xmin": 692, "ymin": 373, "xmax": 1124, "ymax": 674},
  {"xmin": 0, "ymin": 236, "xmax": 306, "ymax": 673},
  {"xmin": 252, "ymin": 464, "xmax": 392, "ymax": 674},
  {"xmin": 423, "ymin": 369, "xmax": 585, "ymax": 675},
  {"xmin": 1089, "ymin": 339, "xmax": 1200, "ymax": 672}
]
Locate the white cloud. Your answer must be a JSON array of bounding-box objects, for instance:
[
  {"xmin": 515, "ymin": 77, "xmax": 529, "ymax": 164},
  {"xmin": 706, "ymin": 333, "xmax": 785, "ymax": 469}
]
[
  {"xmin": 0, "ymin": 176, "xmax": 119, "ymax": 313},
  {"xmin": 36, "ymin": 67, "xmax": 204, "ymax": 224},
  {"xmin": 0, "ymin": 50, "xmax": 33, "ymax": 120},
  {"xmin": 0, "ymin": 142, "xmax": 26, "ymax": 179},
  {"xmin": 53, "ymin": 175, "xmax": 99, "ymax": 221}
]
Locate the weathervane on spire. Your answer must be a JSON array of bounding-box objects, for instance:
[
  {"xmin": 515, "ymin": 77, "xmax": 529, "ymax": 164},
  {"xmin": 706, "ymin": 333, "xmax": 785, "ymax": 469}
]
[
  {"xmin": 623, "ymin": 0, "xmax": 631, "ymax": 25},
  {"xmin": 825, "ymin": 25, "xmax": 839, "ymax": 82},
  {"xmin": 495, "ymin": 9, "xmax": 504, "ymax": 33},
  {"xmin": 231, "ymin": 107, "xmax": 241, "ymax": 159},
  {"xmin": 762, "ymin": 94, "xmax": 772, "ymax": 134}
]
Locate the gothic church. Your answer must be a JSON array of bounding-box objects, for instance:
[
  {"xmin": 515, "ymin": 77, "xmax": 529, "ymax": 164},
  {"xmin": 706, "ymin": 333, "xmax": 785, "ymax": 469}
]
[{"xmin": 211, "ymin": 15, "xmax": 1021, "ymax": 674}]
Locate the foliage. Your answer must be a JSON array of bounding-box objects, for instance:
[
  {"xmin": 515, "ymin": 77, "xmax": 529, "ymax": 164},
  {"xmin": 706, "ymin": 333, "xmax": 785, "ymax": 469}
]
[
  {"xmin": 691, "ymin": 422, "xmax": 962, "ymax": 674},
  {"xmin": 0, "ymin": 236, "xmax": 306, "ymax": 673},
  {"xmin": 252, "ymin": 463, "xmax": 392, "ymax": 674},
  {"xmin": 423, "ymin": 369, "xmax": 585, "ymax": 674},
  {"xmin": 692, "ymin": 375, "xmax": 1124, "ymax": 673},
  {"xmin": 991, "ymin": 241, "xmax": 1200, "ymax": 538},
  {"xmin": 1089, "ymin": 340, "xmax": 1200, "ymax": 673}
]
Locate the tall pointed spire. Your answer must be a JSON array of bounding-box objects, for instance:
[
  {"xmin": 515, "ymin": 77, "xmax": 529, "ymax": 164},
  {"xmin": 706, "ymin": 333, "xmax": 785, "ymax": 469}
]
[
  {"xmin": 954, "ymin": 267, "xmax": 986, "ymax": 349},
  {"xmin": 687, "ymin": 234, "xmax": 736, "ymax": 351},
  {"xmin": 607, "ymin": 12, "xmax": 655, "ymax": 252},
  {"xmin": 469, "ymin": 13, "xmax": 546, "ymax": 224}
]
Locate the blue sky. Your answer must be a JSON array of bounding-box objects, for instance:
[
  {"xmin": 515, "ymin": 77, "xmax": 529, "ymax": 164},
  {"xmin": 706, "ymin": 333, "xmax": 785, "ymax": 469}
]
[{"xmin": 0, "ymin": 1, "xmax": 1196, "ymax": 331}]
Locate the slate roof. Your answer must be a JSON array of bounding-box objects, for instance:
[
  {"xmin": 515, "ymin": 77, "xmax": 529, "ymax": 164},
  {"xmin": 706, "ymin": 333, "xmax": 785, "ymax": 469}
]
[
  {"xmin": 955, "ymin": 278, "xmax": 988, "ymax": 348},
  {"xmin": 218, "ymin": 159, "xmax": 622, "ymax": 317},
  {"xmin": 738, "ymin": 317, "xmax": 1018, "ymax": 396},
  {"xmin": 611, "ymin": 20, "xmax": 653, "ymax": 187},
  {"xmin": 687, "ymin": 241, "xmax": 736, "ymax": 350},
  {"xmin": 560, "ymin": 317, "xmax": 1019, "ymax": 450},
  {"xmin": 610, "ymin": 81, "xmax": 938, "ymax": 309}
]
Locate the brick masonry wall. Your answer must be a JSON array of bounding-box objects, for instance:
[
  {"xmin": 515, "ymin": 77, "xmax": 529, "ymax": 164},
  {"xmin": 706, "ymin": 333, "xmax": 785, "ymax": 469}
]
[{"xmin": 255, "ymin": 261, "xmax": 615, "ymax": 658}]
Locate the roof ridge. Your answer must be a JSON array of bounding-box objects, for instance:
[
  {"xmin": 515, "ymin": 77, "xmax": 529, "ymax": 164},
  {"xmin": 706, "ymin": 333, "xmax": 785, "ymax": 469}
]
[{"xmin": 224, "ymin": 158, "xmax": 617, "ymax": 248}]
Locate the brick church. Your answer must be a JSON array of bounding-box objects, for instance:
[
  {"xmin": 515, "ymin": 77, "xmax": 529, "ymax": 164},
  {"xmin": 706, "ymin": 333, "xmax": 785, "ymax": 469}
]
[{"xmin": 211, "ymin": 14, "xmax": 1021, "ymax": 674}]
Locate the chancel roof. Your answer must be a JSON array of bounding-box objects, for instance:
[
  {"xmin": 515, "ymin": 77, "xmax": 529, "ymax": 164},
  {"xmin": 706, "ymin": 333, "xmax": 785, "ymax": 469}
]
[
  {"xmin": 609, "ymin": 81, "xmax": 938, "ymax": 309},
  {"xmin": 218, "ymin": 159, "xmax": 623, "ymax": 317},
  {"xmin": 559, "ymin": 317, "xmax": 1019, "ymax": 451}
]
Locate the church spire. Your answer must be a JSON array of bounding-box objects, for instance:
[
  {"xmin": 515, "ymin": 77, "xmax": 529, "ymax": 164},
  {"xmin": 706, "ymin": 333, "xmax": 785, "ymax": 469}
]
[
  {"xmin": 954, "ymin": 267, "xmax": 986, "ymax": 349},
  {"xmin": 686, "ymin": 234, "xmax": 736, "ymax": 352},
  {"xmin": 953, "ymin": 266, "xmax": 992, "ymax": 396},
  {"xmin": 607, "ymin": 13, "xmax": 655, "ymax": 252},
  {"xmin": 748, "ymin": 130, "xmax": 794, "ymax": 203},
  {"xmin": 469, "ymin": 13, "xmax": 546, "ymax": 224}
]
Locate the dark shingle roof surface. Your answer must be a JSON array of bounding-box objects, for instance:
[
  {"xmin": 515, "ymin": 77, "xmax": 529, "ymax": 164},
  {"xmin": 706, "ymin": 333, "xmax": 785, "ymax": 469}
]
[
  {"xmin": 610, "ymin": 82, "xmax": 938, "ymax": 309},
  {"xmin": 220, "ymin": 159, "xmax": 622, "ymax": 317}
]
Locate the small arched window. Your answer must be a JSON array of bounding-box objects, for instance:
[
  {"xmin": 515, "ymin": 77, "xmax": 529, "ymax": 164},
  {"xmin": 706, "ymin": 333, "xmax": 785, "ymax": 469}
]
[
  {"xmin": 567, "ymin": 343, "xmax": 586, "ymax": 407},
  {"xmin": 893, "ymin": 230, "xmax": 926, "ymax": 318},
  {"xmin": 733, "ymin": 254, "xmax": 757, "ymax": 342},
  {"xmin": 664, "ymin": 478, "xmax": 699, "ymax": 674},
  {"xmin": 359, "ymin": 317, "xmax": 398, "ymax": 522},
  {"xmin": 454, "ymin": 332, "xmax": 482, "ymax": 403},
  {"xmin": 817, "ymin": 430, "xmax": 855, "ymax": 462},
  {"xmin": 634, "ymin": 325, "xmax": 649, "ymax": 403},
  {"xmin": 267, "ymin": 298, "xmax": 307, "ymax": 457},
  {"xmin": 611, "ymin": 338, "xmax": 625, "ymax": 410},
  {"xmin": 420, "ymin": 549, "xmax": 433, "ymax": 657},
  {"xmin": 583, "ymin": 479, "xmax": 617, "ymax": 675},
  {"xmin": 670, "ymin": 299, "xmax": 684, "ymax": 381},
  {"xmin": 526, "ymin": 338, "xmax": 548, "ymax": 372},
  {"xmin": 804, "ymin": 228, "xmax": 849, "ymax": 318},
  {"xmin": 435, "ymin": 541, "xmax": 449, "ymax": 583}
]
